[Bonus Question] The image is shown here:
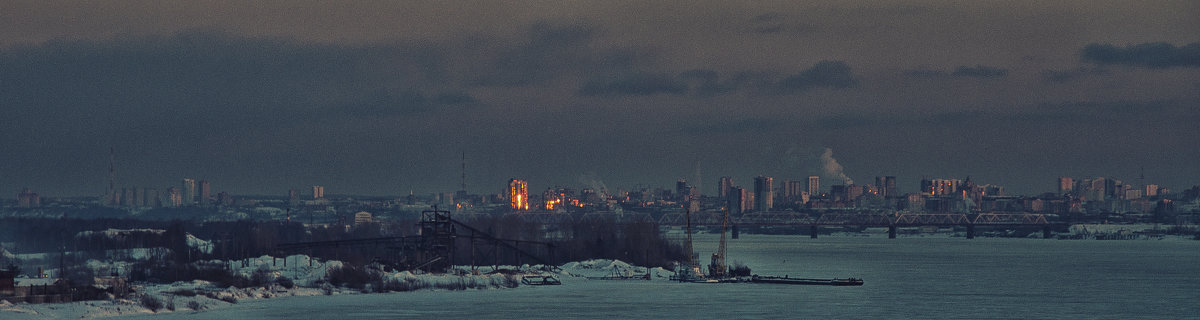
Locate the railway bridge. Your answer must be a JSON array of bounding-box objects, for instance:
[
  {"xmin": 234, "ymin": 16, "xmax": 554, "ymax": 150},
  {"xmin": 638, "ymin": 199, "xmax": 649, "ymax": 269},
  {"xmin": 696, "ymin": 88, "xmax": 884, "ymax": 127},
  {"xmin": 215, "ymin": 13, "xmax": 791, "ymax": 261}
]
[
  {"xmin": 446, "ymin": 210, "xmax": 1053, "ymax": 239},
  {"xmin": 658, "ymin": 211, "xmax": 1052, "ymax": 239}
]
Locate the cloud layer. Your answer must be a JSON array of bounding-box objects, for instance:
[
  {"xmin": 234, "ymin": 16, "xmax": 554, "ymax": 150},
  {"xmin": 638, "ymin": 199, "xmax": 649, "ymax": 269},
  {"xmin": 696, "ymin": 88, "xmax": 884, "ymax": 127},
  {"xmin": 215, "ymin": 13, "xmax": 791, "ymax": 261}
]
[
  {"xmin": 1, "ymin": 2, "xmax": 1198, "ymax": 197},
  {"xmin": 1082, "ymin": 42, "xmax": 1200, "ymax": 68}
]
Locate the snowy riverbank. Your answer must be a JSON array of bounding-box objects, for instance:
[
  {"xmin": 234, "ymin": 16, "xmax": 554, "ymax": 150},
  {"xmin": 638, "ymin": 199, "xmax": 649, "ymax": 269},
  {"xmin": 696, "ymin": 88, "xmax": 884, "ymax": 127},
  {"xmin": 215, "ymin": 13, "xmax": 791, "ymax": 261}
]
[{"xmin": 1, "ymin": 258, "xmax": 664, "ymax": 319}]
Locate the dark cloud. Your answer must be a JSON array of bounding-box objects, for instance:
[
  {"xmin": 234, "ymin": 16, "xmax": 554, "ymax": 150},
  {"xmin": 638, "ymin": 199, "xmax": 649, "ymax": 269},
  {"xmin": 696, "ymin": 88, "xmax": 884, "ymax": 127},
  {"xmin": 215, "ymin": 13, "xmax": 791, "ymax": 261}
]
[
  {"xmin": 330, "ymin": 90, "xmax": 476, "ymax": 118},
  {"xmin": 903, "ymin": 65, "xmax": 1008, "ymax": 79},
  {"xmin": 578, "ymin": 72, "xmax": 688, "ymax": 96},
  {"xmin": 1081, "ymin": 42, "xmax": 1200, "ymax": 68},
  {"xmin": 902, "ymin": 68, "xmax": 948, "ymax": 78},
  {"xmin": 681, "ymin": 118, "xmax": 789, "ymax": 135},
  {"xmin": 0, "ymin": 30, "xmax": 465, "ymax": 129},
  {"xmin": 746, "ymin": 12, "xmax": 818, "ymax": 35},
  {"xmin": 1040, "ymin": 67, "xmax": 1108, "ymax": 83},
  {"xmin": 775, "ymin": 60, "xmax": 859, "ymax": 93},
  {"xmin": 470, "ymin": 21, "xmax": 648, "ymax": 87},
  {"xmin": 750, "ymin": 13, "xmax": 786, "ymax": 34},
  {"xmin": 950, "ymin": 65, "xmax": 1009, "ymax": 78},
  {"xmin": 678, "ymin": 69, "xmax": 741, "ymax": 96}
]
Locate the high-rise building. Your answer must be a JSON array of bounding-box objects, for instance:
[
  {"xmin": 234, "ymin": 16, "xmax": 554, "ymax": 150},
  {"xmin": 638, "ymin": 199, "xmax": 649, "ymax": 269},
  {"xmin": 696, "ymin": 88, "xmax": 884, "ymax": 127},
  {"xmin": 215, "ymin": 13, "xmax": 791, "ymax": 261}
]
[
  {"xmin": 728, "ymin": 186, "xmax": 748, "ymax": 214},
  {"xmin": 884, "ymin": 176, "xmax": 897, "ymax": 198},
  {"xmin": 875, "ymin": 176, "xmax": 898, "ymax": 198},
  {"xmin": 1058, "ymin": 177, "xmax": 1074, "ymax": 195},
  {"xmin": 676, "ymin": 179, "xmax": 691, "ymax": 201},
  {"xmin": 182, "ymin": 179, "xmax": 196, "ymax": 206},
  {"xmin": 199, "ymin": 180, "xmax": 211, "ymax": 206},
  {"xmin": 1090, "ymin": 178, "xmax": 1107, "ymax": 201},
  {"xmin": 783, "ymin": 180, "xmax": 805, "ymax": 204},
  {"xmin": 1145, "ymin": 184, "xmax": 1159, "ymax": 197},
  {"xmin": 753, "ymin": 175, "xmax": 773, "ymax": 212},
  {"xmin": 508, "ymin": 178, "xmax": 529, "ymax": 211},
  {"xmin": 167, "ymin": 187, "xmax": 182, "ymax": 207},
  {"xmin": 929, "ymin": 179, "xmax": 962, "ymax": 196},
  {"xmin": 121, "ymin": 187, "xmax": 134, "ymax": 207},
  {"xmin": 312, "ymin": 185, "xmax": 325, "ymax": 199},
  {"xmin": 718, "ymin": 177, "xmax": 733, "ymax": 198},
  {"xmin": 807, "ymin": 176, "xmax": 820, "ymax": 196},
  {"xmin": 846, "ymin": 184, "xmax": 863, "ymax": 200}
]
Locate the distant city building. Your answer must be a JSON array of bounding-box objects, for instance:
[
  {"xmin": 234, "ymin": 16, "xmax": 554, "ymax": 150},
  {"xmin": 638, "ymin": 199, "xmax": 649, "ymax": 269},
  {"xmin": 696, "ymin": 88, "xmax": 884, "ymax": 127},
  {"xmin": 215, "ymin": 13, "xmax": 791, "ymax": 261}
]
[
  {"xmin": 929, "ymin": 179, "xmax": 962, "ymax": 197},
  {"xmin": 288, "ymin": 189, "xmax": 300, "ymax": 208},
  {"xmin": 182, "ymin": 179, "xmax": 196, "ymax": 206},
  {"xmin": 121, "ymin": 187, "xmax": 134, "ymax": 207},
  {"xmin": 807, "ymin": 176, "xmax": 820, "ymax": 196},
  {"xmin": 1124, "ymin": 188, "xmax": 1143, "ymax": 200},
  {"xmin": 782, "ymin": 180, "xmax": 805, "ymax": 204},
  {"xmin": 1145, "ymin": 184, "xmax": 1159, "ymax": 197},
  {"xmin": 199, "ymin": 180, "xmax": 212, "ymax": 206},
  {"xmin": 753, "ymin": 175, "xmax": 773, "ymax": 212},
  {"xmin": 132, "ymin": 187, "xmax": 143, "ymax": 207},
  {"xmin": 354, "ymin": 211, "xmax": 373, "ymax": 225},
  {"xmin": 144, "ymin": 188, "xmax": 159, "ymax": 208},
  {"xmin": 508, "ymin": 179, "xmax": 529, "ymax": 211},
  {"xmin": 718, "ymin": 176, "xmax": 733, "ymax": 198},
  {"xmin": 676, "ymin": 179, "xmax": 691, "ymax": 201},
  {"xmin": 846, "ymin": 184, "xmax": 863, "ymax": 200},
  {"xmin": 312, "ymin": 185, "xmax": 325, "ymax": 199},
  {"xmin": 543, "ymin": 188, "xmax": 562, "ymax": 210},
  {"xmin": 728, "ymin": 186, "xmax": 748, "ymax": 214},
  {"xmin": 830, "ymin": 185, "xmax": 847, "ymax": 202},
  {"xmin": 217, "ymin": 192, "xmax": 234, "ymax": 206},
  {"xmin": 875, "ymin": 176, "xmax": 897, "ymax": 198},
  {"xmin": 1058, "ymin": 177, "xmax": 1074, "ymax": 195},
  {"xmin": 16, "ymin": 188, "xmax": 40, "ymax": 208},
  {"xmin": 167, "ymin": 187, "xmax": 182, "ymax": 207}
]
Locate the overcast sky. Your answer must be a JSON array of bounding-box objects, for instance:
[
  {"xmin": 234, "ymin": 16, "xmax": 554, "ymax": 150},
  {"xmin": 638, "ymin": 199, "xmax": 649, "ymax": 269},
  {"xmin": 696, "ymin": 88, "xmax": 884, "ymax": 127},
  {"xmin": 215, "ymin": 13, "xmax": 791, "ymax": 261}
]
[{"xmin": 2, "ymin": 1, "xmax": 1198, "ymax": 197}]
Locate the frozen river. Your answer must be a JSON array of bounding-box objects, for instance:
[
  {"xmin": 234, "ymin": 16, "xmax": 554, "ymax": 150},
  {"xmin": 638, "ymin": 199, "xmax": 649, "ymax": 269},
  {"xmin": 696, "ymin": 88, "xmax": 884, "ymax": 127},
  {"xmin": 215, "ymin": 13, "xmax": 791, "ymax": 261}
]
[{"xmin": 143, "ymin": 235, "xmax": 1200, "ymax": 319}]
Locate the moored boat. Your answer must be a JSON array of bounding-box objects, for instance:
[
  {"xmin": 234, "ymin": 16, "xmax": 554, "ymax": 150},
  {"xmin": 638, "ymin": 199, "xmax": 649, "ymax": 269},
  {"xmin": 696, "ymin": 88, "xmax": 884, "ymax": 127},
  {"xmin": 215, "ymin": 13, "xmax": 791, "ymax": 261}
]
[
  {"xmin": 750, "ymin": 275, "xmax": 864, "ymax": 286},
  {"xmin": 521, "ymin": 275, "xmax": 562, "ymax": 285}
]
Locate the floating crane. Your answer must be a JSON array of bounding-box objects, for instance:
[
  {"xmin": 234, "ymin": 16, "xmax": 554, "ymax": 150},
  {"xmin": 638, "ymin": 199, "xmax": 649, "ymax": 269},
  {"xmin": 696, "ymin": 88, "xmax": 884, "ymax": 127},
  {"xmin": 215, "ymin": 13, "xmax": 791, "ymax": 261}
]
[
  {"xmin": 672, "ymin": 203, "xmax": 707, "ymax": 282},
  {"xmin": 708, "ymin": 204, "xmax": 729, "ymax": 279}
]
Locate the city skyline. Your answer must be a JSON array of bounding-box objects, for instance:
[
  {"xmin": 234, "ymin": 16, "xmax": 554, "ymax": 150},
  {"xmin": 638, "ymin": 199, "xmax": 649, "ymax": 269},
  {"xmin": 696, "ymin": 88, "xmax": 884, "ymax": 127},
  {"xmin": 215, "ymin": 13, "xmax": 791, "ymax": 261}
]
[{"xmin": 1, "ymin": 1, "xmax": 1198, "ymax": 197}]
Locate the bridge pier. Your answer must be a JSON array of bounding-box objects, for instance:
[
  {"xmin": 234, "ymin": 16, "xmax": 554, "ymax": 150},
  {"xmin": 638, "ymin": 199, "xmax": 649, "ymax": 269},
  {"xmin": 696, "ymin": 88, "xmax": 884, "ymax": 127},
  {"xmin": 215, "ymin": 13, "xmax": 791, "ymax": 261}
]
[
  {"xmin": 888, "ymin": 225, "xmax": 897, "ymax": 239},
  {"xmin": 732, "ymin": 225, "xmax": 739, "ymax": 239},
  {"xmin": 810, "ymin": 225, "xmax": 818, "ymax": 239},
  {"xmin": 966, "ymin": 225, "xmax": 975, "ymax": 239},
  {"xmin": 1043, "ymin": 226, "xmax": 1052, "ymax": 239}
]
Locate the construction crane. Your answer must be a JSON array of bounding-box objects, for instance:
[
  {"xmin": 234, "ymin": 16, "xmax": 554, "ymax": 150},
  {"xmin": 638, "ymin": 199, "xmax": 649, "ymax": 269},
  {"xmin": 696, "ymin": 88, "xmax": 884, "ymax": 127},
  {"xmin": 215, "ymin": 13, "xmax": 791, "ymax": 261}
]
[{"xmin": 709, "ymin": 204, "xmax": 729, "ymax": 278}]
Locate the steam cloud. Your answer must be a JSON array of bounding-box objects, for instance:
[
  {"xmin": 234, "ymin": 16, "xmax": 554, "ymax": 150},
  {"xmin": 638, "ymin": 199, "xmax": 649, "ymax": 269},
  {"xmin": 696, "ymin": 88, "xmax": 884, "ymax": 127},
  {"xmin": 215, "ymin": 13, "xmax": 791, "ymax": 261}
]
[
  {"xmin": 821, "ymin": 147, "xmax": 854, "ymax": 185},
  {"xmin": 578, "ymin": 173, "xmax": 609, "ymax": 197}
]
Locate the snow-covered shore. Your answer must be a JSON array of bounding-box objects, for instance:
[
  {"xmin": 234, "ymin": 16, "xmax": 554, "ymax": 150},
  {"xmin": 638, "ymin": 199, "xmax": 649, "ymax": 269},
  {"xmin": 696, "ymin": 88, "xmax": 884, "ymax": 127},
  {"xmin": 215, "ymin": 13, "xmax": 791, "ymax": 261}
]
[{"xmin": 0, "ymin": 258, "xmax": 662, "ymax": 319}]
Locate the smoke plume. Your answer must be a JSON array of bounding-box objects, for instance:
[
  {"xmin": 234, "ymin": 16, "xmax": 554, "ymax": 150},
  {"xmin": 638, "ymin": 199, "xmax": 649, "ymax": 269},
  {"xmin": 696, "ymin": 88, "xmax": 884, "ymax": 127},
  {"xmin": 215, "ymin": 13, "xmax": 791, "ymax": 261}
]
[{"xmin": 821, "ymin": 147, "xmax": 854, "ymax": 185}]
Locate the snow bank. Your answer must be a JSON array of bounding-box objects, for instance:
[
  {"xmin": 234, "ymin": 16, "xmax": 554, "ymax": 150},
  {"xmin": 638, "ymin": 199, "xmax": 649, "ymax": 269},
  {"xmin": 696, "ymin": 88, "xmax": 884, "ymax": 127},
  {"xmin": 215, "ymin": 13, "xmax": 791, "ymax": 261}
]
[
  {"xmin": 0, "ymin": 257, "xmax": 668, "ymax": 319},
  {"xmin": 74, "ymin": 228, "xmax": 165, "ymax": 239},
  {"xmin": 186, "ymin": 234, "xmax": 213, "ymax": 254}
]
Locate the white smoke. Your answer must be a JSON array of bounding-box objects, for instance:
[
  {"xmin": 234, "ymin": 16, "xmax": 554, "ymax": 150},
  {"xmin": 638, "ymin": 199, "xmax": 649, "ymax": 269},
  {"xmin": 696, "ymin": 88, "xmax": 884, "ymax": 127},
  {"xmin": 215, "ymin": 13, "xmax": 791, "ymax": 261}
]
[
  {"xmin": 578, "ymin": 172, "xmax": 609, "ymax": 197},
  {"xmin": 820, "ymin": 147, "xmax": 854, "ymax": 185}
]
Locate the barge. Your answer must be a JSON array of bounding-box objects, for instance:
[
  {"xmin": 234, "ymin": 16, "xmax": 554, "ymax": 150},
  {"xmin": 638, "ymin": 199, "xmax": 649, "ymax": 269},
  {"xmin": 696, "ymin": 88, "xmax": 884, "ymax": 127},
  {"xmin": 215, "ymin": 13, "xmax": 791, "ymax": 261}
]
[{"xmin": 751, "ymin": 275, "xmax": 864, "ymax": 286}]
